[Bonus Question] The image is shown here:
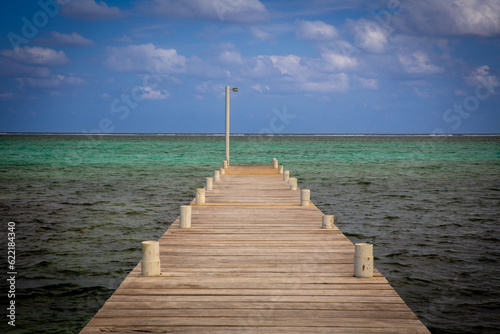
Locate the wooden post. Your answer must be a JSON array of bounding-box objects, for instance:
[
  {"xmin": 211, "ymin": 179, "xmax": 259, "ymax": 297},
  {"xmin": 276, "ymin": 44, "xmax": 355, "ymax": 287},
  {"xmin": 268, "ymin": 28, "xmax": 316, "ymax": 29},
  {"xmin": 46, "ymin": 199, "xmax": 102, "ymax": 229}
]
[
  {"xmin": 301, "ymin": 189, "xmax": 310, "ymax": 206},
  {"xmin": 223, "ymin": 160, "xmax": 228, "ymax": 168},
  {"xmin": 283, "ymin": 170, "xmax": 289, "ymax": 181},
  {"xmin": 179, "ymin": 205, "xmax": 191, "ymax": 228},
  {"xmin": 278, "ymin": 165, "xmax": 283, "ymax": 174},
  {"xmin": 196, "ymin": 188, "xmax": 205, "ymax": 205},
  {"xmin": 206, "ymin": 177, "xmax": 213, "ymax": 191},
  {"xmin": 354, "ymin": 243, "xmax": 373, "ymax": 278},
  {"xmin": 272, "ymin": 157, "xmax": 276, "ymax": 166},
  {"xmin": 214, "ymin": 170, "xmax": 220, "ymax": 181},
  {"xmin": 272, "ymin": 158, "xmax": 278, "ymax": 169},
  {"xmin": 220, "ymin": 167, "xmax": 225, "ymax": 175},
  {"xmin": 289, "ymin": 177, "xmax": 297, "ymax": 191},
  {"xmin": 322, "ymin": 215, "xmax": 334, "ymax": 229},
  {"xmin": 141, "ymin": 241, "xmax": 161, "ymax": 276}
]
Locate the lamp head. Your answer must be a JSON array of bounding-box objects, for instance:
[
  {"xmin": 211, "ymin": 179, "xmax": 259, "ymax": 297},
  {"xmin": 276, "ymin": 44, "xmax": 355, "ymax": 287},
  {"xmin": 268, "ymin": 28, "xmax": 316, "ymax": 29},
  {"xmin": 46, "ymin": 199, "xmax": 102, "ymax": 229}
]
[{"xmin": 231, "ymin": 88, "xmax": 238, "ymax": 92}]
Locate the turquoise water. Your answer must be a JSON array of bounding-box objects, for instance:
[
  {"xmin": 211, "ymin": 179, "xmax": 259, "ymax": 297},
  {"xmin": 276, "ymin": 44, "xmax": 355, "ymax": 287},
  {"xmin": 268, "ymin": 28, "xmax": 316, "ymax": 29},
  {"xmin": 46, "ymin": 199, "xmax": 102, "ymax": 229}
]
[{"xmin": 0, "ymin": 134, "xmax": 499, "ymax": 333}]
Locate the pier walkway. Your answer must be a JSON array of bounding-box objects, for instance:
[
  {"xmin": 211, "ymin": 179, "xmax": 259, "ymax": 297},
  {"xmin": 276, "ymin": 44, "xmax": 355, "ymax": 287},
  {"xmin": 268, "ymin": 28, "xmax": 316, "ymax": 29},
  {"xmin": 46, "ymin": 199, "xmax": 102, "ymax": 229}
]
[{"xmin": 81, "ymin": 164, "xmax": 430, "ymax": 333}]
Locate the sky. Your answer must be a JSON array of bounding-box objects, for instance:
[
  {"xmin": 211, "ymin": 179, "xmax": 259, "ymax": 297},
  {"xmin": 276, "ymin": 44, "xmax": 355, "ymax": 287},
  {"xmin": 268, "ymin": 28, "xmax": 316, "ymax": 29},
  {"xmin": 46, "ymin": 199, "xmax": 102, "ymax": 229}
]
[{"xmin": 0, "ymin": 0, "xmax": 499, "ymax": 134}]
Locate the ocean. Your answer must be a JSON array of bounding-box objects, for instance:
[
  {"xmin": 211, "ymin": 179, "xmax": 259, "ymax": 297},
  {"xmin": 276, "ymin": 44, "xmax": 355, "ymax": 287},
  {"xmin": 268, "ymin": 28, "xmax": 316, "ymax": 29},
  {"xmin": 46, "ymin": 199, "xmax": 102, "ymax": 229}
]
[{"xmin": 0, "ymin": 134, "xmax": 499, "ymax": 333}]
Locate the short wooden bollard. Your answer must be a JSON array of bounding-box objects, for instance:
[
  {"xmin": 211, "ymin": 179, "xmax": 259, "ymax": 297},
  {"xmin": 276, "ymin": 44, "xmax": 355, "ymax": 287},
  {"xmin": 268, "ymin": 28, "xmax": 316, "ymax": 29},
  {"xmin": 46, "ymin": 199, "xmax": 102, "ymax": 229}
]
[
  {"xmin": 179, "ymin": 205, "xmax": 191, "ymax": 228},
  {"xmin": 220, "ymin": 167, "xmax": 225, "ymax": 175},
  {"xmin": 206, "ymin": 177, "xmax": 213, "ymax": 191},
  {"xmin": 223, "ymin": 160, "xmax": 228, "ymax": 168},
  {"xmin": 214, "ymin": 170, "xmax": 220, "ymax": 181},
  {"xmin": 322, "ymin": 215, "xmax": 334, "ymax": 229},
  {"xmin": 272, "ymin": 158, "xmax": 278, "ymax": 169},
  {"xmin": 278, "ymin": 165, "xmax": 283, "ymax": 174},
  {"xmin": 289, "ymin": 177, "xmax": 297, "ymax": 190},
  {"xmin": 141, "ymin": 241, "xmax": 161, "ymax": 276},
  {"xmin": 354, "ymin": 243, "xmax": 373, "ymax": 278},
  {"xmin": 283, "ymin": 170, "xmax": 289, "ymax": 181},
  {"xmin": 196, "ymin": 188, "xmax": 205, "ymax": 205},
  {"xmin": 301, "ymin": 189, "xmax": 310, "ymax": 206}
]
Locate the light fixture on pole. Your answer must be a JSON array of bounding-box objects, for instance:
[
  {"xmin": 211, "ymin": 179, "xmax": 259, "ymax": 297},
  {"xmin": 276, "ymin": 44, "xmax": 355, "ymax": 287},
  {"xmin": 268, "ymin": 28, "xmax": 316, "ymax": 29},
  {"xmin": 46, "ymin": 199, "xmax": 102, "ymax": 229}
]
[{"xmin": 225, "ymin": 86, "xmax": 238, "ymax": 165}]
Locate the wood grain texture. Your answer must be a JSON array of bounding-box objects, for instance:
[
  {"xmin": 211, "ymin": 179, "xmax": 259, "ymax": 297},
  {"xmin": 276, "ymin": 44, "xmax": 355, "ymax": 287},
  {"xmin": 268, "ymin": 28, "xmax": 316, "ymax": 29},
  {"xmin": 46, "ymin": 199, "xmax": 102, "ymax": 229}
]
[{"xmin": 80, "ymin": 164, "xmax": 430, "ymax": 333}]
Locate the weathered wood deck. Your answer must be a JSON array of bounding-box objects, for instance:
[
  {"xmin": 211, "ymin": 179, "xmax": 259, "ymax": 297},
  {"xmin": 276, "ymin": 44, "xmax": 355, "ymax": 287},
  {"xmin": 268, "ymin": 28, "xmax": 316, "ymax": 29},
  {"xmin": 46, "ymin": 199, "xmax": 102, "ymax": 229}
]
[{"xmin": 81, "ymin": 164, "xmax": 430, "ymax": 333}]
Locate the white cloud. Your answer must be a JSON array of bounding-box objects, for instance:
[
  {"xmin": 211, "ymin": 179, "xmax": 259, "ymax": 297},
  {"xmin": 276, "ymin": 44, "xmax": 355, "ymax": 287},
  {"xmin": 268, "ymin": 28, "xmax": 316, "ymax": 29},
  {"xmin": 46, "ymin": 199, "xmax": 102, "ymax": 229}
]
[
  {"xmin": 413, "ymin": 87, "xmax": 433, "ymax": 98},
  {"xmin": 301, "ymin": 73, "xmax": 349, "ymax": 93},
  {"xmin": 358, "ymin": 77, "xmax": 379, "ymax": 89},
  {"xmin": 346, "ymin": 18, "xmax": 389, "ymax": 53},
  {"xmin": 464, "ymin": 65, "xmax": 499, "ymax": 91},
  {"xmin": 244, "ymin": 56, "xmax": 279, "ymax": 79},
  {"xmin": 61, "ymin": 0, "xmax": 123, "ymax": 20},
  {"xmin": 398, "ymin": 51, "xmax": 444, "ymax": 74},
  {"xmin": 104, "ymin": 44, "xmax": 187, "ymax": 73},
  {"xmin": 136, "ymin": 86, "xmax": 169, "ymax": 100},
  {"xmin": 217, "ymin": 51, "xmax": 244, "ymax": 65},
  {"xmin": 320, "ymin": 52, "xmax": 357, "ymax": 71},
  {"xmin": 295, "ymin": 20, "xmax": 338, "ymax": 41},
  {"xmin": 252, "ymin": 84, "xmax": 270, "ymax": 93},
  {"xmin": 138, "ymin": 0, "xmax": 267, "ymax": 23},
  {"xmin": 195, "ymin": 81, "xmax": 226, "ymax": 97},
  {"xmin": 38, "ymin": 32, "xmax": 95, "ymax": 47},
  {"xmin": 1, "ymin": 46, "xmax": 69, "ymax": 66},
  {"xmin": 393, "ymin": 0, "xmax": 500, "ymax": 37},
  {"xmin": 252, "ymin": 54, "xmax": 350, "ymax": 93},
  {"xmin": 114, "ymin": 35, "xmax": 134, "ymax": 43},
  {"xmin": 251, "ymin": 27, "xmax": 273, "ymax": 41},
  {"xmin": 268, "ymin": 55, "xmax": 308, "ymax": 78}
]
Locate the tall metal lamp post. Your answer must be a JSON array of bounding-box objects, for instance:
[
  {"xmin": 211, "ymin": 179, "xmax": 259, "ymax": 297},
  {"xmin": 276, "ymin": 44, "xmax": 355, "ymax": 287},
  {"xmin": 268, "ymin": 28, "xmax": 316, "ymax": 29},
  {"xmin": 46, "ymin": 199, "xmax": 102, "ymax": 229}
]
[{"xmin": 225, "ymin": 85, "xmax": 238, "ymax": 165}]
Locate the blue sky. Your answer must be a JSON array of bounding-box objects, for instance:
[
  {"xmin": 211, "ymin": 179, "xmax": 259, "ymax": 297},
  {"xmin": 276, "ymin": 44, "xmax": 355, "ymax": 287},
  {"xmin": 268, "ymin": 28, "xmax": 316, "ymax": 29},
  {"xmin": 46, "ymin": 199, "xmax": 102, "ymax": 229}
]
[{"xmin": 0, "ymin": 0, "xmax": 499, "ymax": 134}]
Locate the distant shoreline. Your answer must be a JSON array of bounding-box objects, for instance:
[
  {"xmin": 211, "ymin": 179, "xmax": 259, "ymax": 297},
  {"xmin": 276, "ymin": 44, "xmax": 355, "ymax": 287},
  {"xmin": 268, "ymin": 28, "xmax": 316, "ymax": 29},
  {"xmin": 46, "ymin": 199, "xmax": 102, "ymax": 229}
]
[{"xmin": 1, "ymin": 132, "xmax": 499, "ymax": 137}]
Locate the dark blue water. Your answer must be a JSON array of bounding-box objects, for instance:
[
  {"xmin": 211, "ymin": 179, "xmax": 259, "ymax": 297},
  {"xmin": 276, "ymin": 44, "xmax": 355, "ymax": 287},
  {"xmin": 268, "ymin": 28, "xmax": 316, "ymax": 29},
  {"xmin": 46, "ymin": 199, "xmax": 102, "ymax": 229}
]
[{"xmin": 0, "ymin": 134, "xmax": 499, "ymax": 333}]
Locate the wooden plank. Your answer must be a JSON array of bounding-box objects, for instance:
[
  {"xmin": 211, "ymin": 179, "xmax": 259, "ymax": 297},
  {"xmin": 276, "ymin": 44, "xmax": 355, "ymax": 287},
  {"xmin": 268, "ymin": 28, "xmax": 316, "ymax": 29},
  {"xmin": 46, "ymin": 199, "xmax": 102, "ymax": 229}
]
[
  {"xmin": 80, "ymin": 164, "xmax": 430, "ymax": 333},
  {"xmin": 81, "ymin": 326, "xmax": 431, "ymax": 334},
  {"xmin": 93, "ymin": 301, "xmax": 413, "ymax": 312}
]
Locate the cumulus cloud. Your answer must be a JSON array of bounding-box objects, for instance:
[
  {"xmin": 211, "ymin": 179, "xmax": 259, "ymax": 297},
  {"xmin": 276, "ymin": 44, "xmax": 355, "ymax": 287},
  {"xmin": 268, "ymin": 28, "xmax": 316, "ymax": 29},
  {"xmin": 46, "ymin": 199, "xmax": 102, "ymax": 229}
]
[
  {"xmin": 320, "ymin": 52, "xmax": 357, "ymax": 71},
  {"xmin": 0, "ymin": 46, "xmax": 68, "ymax": 78},
  {"xmin": 268, "ymin": 55, "xmax": 306, "ymax": 77},
  {"xmin": 464, "ymin": 65, "xmax": 499, "ymax": 91},
  {"xmin": 346, "ymin": 18, "xmax": 389, "ymax": 53},
  {"xmin": 61, "ymin": 0, "xmax": 123, "ymax": 20},
  {"xmin": 104, "ymin": 43, "xmax": 187, "ymax": 73},
  {"xmin": 398, "ymin": 51, "xmax": 444, "ymax": 74},
  {"xmin": 393, "ymin": 0, "xmax": 500, "ymax": 37},
  {"xmin": 1, "ymin": 46, "xmax": 69, "ymax": 66},
  {"xmin": 136, "ymin": 86, "xmax": 170, "ymax": 100},
  {"xmin": 251, "ymin": 54, "xmax": 350, "ymax": 93},
  {"xmin": 295, "ymin": 20, "xmax": 339, "ymax": 41},
  {"xmin": 138, "ymin": 0, "xmax": 267, "ymax": 23},
  {"xmin": 37, "ymin": 32, "xmax": 95, "ymax": 47}
]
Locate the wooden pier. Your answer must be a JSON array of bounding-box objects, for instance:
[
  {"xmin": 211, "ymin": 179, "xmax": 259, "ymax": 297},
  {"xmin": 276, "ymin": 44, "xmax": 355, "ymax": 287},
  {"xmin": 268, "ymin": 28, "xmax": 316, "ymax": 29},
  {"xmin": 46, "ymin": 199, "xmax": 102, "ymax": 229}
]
[{"xmin": 81, "ymin": 164, "xmax": 430, "ymax": 333}]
